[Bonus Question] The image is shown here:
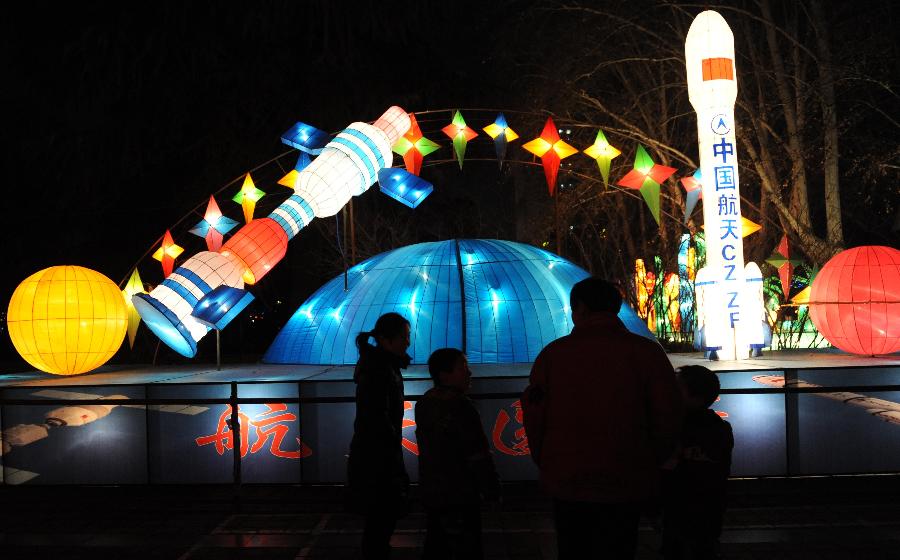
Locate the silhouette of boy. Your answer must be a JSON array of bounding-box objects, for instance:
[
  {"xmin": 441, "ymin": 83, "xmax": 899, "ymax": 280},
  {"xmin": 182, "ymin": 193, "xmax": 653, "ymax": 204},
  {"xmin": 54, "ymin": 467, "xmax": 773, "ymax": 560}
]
[
  {"xmin": 662, "ymin": 365, "xmax": 734, "ymax": 559},
  {"xmin": 415, "ymin": 348, "xmax": 501, "ymax": 560}
]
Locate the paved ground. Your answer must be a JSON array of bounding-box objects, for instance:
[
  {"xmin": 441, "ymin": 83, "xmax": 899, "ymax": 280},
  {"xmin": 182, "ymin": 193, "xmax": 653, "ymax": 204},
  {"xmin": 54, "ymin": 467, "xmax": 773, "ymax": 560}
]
[{"xmin": 2, "ymin": 477, "xmax": 900, "ymax": 559}]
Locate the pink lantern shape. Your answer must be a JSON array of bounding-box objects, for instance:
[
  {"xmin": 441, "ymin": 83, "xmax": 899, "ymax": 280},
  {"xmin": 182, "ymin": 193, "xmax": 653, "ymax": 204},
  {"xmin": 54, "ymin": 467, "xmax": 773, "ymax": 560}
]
[{"xmin": 809, "ymin": 246, "xmax": 900, "ymax": 355}]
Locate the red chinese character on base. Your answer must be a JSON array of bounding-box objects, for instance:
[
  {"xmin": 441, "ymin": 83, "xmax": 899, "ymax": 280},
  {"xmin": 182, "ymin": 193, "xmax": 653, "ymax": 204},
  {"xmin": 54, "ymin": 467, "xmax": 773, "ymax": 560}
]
[
  {"xmin": 195, "ymin": 403, "xmax": 312, "ymax": 459},
  {"xmin": 492, "ymin": 399, "xmax": 530, "ymax": 456},
  {"xmin": 401, "ymin": 401, "xmax": 419, "ymax": 455}
]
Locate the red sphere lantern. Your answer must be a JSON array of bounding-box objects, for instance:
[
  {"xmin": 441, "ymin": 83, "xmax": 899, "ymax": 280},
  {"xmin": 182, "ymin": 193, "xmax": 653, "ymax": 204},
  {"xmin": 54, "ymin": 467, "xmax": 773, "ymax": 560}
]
[{"xmin": 809, "ymin": 246, "xmax": 900, "ymax": 355}]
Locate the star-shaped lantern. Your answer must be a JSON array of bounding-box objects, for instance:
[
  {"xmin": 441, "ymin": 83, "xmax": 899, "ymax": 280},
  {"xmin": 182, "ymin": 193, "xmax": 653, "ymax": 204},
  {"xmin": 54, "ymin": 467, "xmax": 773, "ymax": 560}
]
[
  {"xmin": 232, "ymin": 173, "xmax": 265, "ymax": 224},
  {"xmin": 122, "ymin": 268, "xmax": 146, "ymax": 349},
  {"xmin": 190, "ymin": 195, "xmax": 239, "ymax": 251},
  {"xmin": 277, "ymin": 152, "xmax": 312, "ymax": 189},
  {"xmin": 583, "ymin": 130, "xmax": 621, "ymax": 188},
  {"xmin": 680, "ymin": 168, "xmax": 703, "ymax": 224},
  {"xmin": 766, "ymin": 234, "xmax": 803, "ymax": 299},
  {"xmin": 616, "ymin": 145, "xmax": 676, "ymax": 225},
  {"xmin": 152, "ymin": 230, "xmax": 184, "ymax": 278},
  {"xmin": 441, "ymin": 111, "xmax": 478, "ymax": 169},
  {"xmin": 393, "ymin": 114, "xmax": 440, "ymax": 176},
  {"xmin": 522, "ymin": 117, "xmax": 578, "ymax": 196},
  {"xmin": 700, "ymin": 216, "xmax": 761, "ymax": 239},
  {"xmin": 483, "ymin": 113, "xmax": 519, "ymax": 168}
]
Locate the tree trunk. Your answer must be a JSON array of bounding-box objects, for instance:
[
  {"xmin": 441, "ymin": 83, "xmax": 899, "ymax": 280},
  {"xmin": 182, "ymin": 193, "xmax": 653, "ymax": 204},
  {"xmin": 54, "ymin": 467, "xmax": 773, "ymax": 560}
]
[{"xmin": 809, "ymin": 0, "xmax": 845, "ymax": 248}]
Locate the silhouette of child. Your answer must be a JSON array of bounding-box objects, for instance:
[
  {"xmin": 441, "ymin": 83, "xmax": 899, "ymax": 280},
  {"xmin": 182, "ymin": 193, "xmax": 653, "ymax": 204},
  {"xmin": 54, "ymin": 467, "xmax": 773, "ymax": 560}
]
[
  {"xmin": 661, "ymin": 365, "xmax": 734, "ymax": 559},
  {"xmin": 415, "ymin": 348, "xmax": 501, "ymax": 560}
]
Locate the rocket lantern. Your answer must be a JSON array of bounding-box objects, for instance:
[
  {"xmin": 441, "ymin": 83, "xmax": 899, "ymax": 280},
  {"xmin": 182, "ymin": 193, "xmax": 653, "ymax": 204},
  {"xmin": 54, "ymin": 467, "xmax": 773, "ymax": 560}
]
[{"xmin": 686, "ymin": 10, "xmax": 752, "ymax": 360}]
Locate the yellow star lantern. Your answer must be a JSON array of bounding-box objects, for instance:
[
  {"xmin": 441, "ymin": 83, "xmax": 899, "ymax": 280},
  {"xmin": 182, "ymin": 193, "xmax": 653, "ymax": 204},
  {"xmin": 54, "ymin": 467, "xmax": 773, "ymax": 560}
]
[
  {"xmin": 122, "ymin": 268, "xmax": 146, "ymax": 348},
  {"xmin": 232, "ymin": 173, "xmax": 266, "ymax": 223},
  {"xmin": 700, "ymin": 216, "xmax": 762, "ymax": 239},
  {"xmin": 522, "ymin": 117, "xmax": 578, "ymax": 196},
  {"xmin": 583, "ymin": 130, "xmax": 621, "ymax": 188},
  {"xmin": 152, "ymin": 230, "xmax": 184, "ymax": 278},
  {"xmin": 277, "ymin": 153, "xmax": 312, "ymax": 190}
]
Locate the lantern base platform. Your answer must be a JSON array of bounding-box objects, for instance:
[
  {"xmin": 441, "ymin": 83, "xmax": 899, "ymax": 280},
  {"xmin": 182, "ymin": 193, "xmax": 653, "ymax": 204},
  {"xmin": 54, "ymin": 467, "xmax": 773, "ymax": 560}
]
[{"xmin": 0, "ymin": 348, "xmax": 898, "ymax": 485}]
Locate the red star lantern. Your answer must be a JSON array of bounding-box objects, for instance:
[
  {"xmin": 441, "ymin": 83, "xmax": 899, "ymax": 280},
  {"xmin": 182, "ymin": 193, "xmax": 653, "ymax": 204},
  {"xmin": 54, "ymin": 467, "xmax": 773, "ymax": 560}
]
[
  {"xmin": 522, "ymin": 118, "xmax": 579, "ymax": 196},
  {"xmin": 392, "ymin": 113, "xmax": 440, "ymax": 176}
]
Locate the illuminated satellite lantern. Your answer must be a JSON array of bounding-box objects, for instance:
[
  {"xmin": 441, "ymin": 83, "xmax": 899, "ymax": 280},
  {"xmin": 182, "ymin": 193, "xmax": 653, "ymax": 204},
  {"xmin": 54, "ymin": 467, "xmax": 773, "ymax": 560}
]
[
  {"xmin": 377, "ymin": 168, "xmax": 434, "ymax": 209},
  {"xmin": 191, "ymin": 285, "xmax": 255, "ymax": 331},
  {"xmin": 280, "ymin": 122, "xmax": 331, "ymax": 155},
  {"xmin": 134, "ymin": 107, "xmax": 429, "ymax": 358}
]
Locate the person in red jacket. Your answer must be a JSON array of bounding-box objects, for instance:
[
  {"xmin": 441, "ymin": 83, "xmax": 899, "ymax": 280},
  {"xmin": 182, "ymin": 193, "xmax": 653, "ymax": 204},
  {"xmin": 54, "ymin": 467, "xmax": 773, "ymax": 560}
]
[{"xmin": 522, "ymin": 277, "xmax": 682, "ymax": 559}]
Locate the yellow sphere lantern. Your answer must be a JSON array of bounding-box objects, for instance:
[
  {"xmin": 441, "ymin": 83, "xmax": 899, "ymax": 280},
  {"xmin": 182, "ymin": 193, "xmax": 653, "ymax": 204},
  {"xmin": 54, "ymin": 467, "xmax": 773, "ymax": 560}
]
[{"xmin": 7, "ymin": 266, "xmax": 128, "ymax": 375}]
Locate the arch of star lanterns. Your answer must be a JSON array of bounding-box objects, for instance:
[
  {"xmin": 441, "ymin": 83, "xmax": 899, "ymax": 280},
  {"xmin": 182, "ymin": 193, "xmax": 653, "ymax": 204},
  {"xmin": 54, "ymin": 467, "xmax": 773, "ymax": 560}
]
[{"xmin": 7, "ymin": 101, "xmax": 896, "ymax": 377}]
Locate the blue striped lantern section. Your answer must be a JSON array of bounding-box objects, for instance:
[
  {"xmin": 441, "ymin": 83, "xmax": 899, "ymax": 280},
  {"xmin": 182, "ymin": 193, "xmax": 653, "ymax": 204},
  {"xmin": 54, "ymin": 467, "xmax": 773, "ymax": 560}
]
[
  {"xmin": 294, "ymin": 107, "xmax": 409, "ymax": 218},
  {"xmin": 264, "ymin": 239, "xmax": 656, "ymax": 366},
  {"xmin": 132, "ymin": 251, "xmax": 245, "ymax": 357},
  {"xmin": 268, "ymin": 195, "xmax": 315, "ymax": 241}
]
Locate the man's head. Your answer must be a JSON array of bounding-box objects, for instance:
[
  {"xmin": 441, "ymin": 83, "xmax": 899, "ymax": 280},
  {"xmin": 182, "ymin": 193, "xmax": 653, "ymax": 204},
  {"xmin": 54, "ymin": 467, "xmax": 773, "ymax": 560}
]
[
  {"xmin": 427, "ymin": 348, "xmax": 472, "ymax": 392},
  {"xmin": 569, "ymin": 277, "xmax": 622, "ymax": 325},
  {"xmin": 677, "ymin": 365, "xmax": 720, "ymax": 410}
]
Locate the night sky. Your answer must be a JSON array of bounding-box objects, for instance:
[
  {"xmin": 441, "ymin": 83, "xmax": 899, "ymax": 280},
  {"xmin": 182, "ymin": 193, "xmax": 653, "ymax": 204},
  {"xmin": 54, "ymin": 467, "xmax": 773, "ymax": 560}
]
[{"xmin": 2, "ymin": 1, "xmax": 897, "ymax": 368}]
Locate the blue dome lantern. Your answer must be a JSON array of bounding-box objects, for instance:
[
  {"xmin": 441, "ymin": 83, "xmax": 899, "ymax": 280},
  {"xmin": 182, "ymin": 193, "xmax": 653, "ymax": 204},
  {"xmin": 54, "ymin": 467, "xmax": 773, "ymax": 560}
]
[{"xmin": 264, "ymin": 239, "xmax": 655, "ymax": 365}]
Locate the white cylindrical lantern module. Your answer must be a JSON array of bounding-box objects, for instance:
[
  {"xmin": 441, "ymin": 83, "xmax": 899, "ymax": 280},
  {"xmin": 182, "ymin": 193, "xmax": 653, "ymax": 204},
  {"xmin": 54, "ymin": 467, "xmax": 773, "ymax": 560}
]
[
  {"xmin": 133, "ymin": 251, "xmax": 244, "ymax": 358},
  {"xmin": 686, "ymin": 11, "xmax": 747, "ymax": 360},
  {"xmin": 294, "ymin": 107, "xmax": 411, "ymax": 217}
]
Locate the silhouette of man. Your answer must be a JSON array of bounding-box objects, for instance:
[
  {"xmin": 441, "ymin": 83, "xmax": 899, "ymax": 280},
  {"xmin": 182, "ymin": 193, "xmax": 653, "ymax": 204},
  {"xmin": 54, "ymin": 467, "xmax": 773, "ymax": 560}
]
[{"xmin": 522, "ymin": 277, "xmax": 682, "ymax": 559}]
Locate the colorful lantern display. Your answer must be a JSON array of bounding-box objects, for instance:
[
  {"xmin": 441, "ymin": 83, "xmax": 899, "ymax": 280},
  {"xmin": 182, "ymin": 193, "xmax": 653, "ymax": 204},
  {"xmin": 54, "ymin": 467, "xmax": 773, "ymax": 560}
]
[
  {"xmin": 232, "ymin": 173, "xmax": 265, "ymax": 224},
  {"xmin": 136, "ymin": 107, "xmax": 412, "ymax": 358},
  {"xmin": 616, "ymin": 145, "xmax": 676, "ymax": 224},
  {"xmin": 522, "ymin": 118, "xmax": 578, "ymax": 196},
  {"xmin": 7, "ymin": 266, "xmax": 128, "ymax": 375},
  {"xmin": 483, "ymin": 113, "xmax": 519, "ymax": 168},
  {"xmin": 808, "ymin": 246, "xmax": 900, "ymax": 356},
  {"xmin": 583, "ymin": 129, "xmax": 621, "ymax": 188},
  {"xmin": 122, "ymin": 268, "xmax": 146, "ymax": 349},
  {"xmin": 680, "ymin": 168, "xmax": 703, "ymax": 224},
  {"xmin": 152, "ymin": 230, "xmax": 183, "ymax": 278},
  {"xmin": 393, "ymin": 113, "xmax": 440, "ymax": 176},
  {"xmin": 190, "ymin": 196, "xmax": 239, "ymax": 252},
  {"xmin": 441, "ymin": 111, "xmax": 478, "ymax": 169}
]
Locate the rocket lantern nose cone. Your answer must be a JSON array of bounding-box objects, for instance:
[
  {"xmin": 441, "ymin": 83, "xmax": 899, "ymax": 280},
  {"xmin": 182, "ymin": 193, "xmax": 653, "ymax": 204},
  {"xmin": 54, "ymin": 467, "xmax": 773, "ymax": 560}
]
[{"xmin": 685, "ymin": 10, "xmax": 737, "ymax": 109}]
